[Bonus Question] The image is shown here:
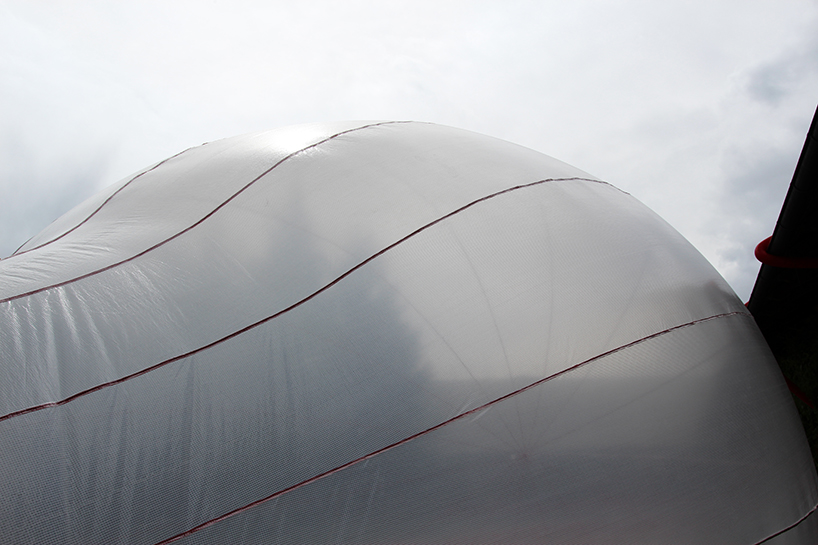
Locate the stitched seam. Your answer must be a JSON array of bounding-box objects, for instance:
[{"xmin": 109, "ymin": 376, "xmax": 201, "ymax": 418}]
[
  {"xmin": 754, "ymin": 502, "xmax": 818, "ymax": 544},
  {"xmin": 0, "ymin": 121, "xmax": 411, "ymax": 304},
  {"xmin": 153, "ymin": 311, "xmax": 749, "ymax": 544},
  {"xmin": 1, "ymin": 175, "xmax": 609, "ymax": 423},
  {"xmin": 9, "ymin": 147, "xmax": 194, "ymax": 258}
]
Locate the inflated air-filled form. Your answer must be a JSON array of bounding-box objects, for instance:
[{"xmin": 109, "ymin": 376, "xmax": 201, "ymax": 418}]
[{"xmin": 1, "ymin": 121, "xmax": 816, "ymax": 544}]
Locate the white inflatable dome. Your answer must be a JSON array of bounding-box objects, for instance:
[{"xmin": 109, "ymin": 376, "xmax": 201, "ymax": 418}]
[{"xmin": 1, "ymin": 121, "xmax": 817, "ymax": 544}]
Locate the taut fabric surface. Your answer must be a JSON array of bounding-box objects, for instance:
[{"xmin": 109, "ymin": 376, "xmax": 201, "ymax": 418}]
[{"xmin": 2, "ymin": 121, "xmax": 816, "ymax": 544}]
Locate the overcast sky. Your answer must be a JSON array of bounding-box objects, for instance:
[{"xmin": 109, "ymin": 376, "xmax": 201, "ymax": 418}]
[{"xmin": 2, "ymin": 0, "xmax": 817, "ymax": 301}]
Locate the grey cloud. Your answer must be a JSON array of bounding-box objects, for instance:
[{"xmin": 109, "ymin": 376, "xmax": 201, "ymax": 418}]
[
  {"xmin": 706, "ymin": 31, "xmax": 818, "ymax": 299},
  {"xmin": 747, "ymin": 63, "xmax": 799, "ymax": 106},
  {"xmin": 0, "ymin": 139, "xmax": 106, "ymax": 257},
  {"xmin": 708, "ymin": 143, "xmax": 800, "ymax": 300},
  {"xmin": 746, "ymin": 34, "xmax": 818, "ymax": 106}
]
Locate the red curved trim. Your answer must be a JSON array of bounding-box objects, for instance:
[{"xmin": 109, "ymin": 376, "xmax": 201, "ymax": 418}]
[
  {"xmin": 754, "ymin": 502, "xmax": 818, "ymax": 544},
  {"xmin": 755, "ymin": 236, "xmax": 818, "ymax": 269},
  {"xmin": 152, "ymin": 311, "xmax": 748, "ymax": 544},
  {"xmin": 8, "ymin": 147, "xmax": 193, "ymax": 258},
  {"xmin": 0, "ymin": 122, "xmax": 410, "ymax": 304},
  {"xmin": 0, "ymin": 175, "xmax": 609, "ymax": 423}
]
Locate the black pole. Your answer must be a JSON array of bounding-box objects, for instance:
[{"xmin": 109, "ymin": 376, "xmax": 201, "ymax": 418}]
[{"xmin": 747, "ymin": 104, "xmax": 818, "ymax": 463}]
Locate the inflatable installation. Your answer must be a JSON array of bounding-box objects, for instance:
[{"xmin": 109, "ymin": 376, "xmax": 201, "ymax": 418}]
[{"xmin": 1, "ymin": 121, "xmax": 817, "ymax": 544}]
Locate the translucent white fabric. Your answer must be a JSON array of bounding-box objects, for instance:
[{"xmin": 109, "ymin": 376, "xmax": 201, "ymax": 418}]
[{"xmin": 1, "ymin": 121, "xmax": 816, "ymax": 544}]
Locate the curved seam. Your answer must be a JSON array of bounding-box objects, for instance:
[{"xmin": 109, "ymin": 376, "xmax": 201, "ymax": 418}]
[
  {"xmin": 0, "ymin": 121, "xmax": 411, "ymax": 304},
  {"xmin": 0, "ymin": 175, "xmax": 609, "ymax": 423},
  {"xmin": 754, "ymin": 502, "xmax": 818, "ymax": 544},
  {"xmin": 9, "ymin": 146, "xmax": 195, "ymax": 257},
  {"xmin": 152, "ymin": 310, "xmax": 749, "ymax": 544}
]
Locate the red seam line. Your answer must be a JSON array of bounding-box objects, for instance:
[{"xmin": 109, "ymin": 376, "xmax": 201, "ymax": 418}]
[
  {"xmin": 8, "ymin": 147, "xmax": 194, "ymax": 258},
  {"xmin": 0, "ymin": 121, "xmax": 410, "ymax": 305},
  {"xmin": 755, "ymin": 236, "xmax": 818, "ymax": 269},
  {"xmin": 0, "ymin": 175, "xmax": 604, "ymax": 424},
  {"xmin": 154, "ymin": 310, "xmax": 748, "ymax": 545},
  {"xmin": 754, "ymin": 501, "xmax": 818, "ymax": 544}
]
